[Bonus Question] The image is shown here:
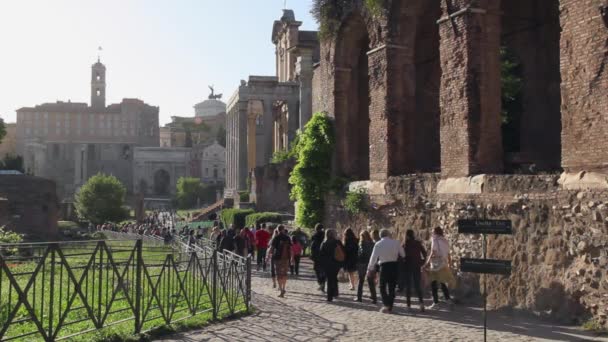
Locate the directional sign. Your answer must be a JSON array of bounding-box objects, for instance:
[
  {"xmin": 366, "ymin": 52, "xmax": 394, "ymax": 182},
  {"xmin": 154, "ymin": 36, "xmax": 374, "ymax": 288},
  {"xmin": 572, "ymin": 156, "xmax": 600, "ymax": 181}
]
[
  {"xmin": 460, "ymin": 258, "xmax": 512, "ymax": 275},
  {"xmin": 458, "ymin": 219, "xmax": 513, "ymax": 235}
]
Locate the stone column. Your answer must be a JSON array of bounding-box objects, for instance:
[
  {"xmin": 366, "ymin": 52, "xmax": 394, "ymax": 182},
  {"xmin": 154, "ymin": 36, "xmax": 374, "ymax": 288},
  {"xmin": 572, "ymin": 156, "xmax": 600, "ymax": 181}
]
[
  {"xmin": 296, "ymin": 50, "xmax": 314, "ymax": 129},
  {"xmin": 287, "ymin": 99, "xmax": 299, "ymax": 147},
  {"xmin": 260, "ymin": 99, "xmax": 274, "ymax": 165},
  {"xmin": 438, "ymin": 0, "xmax": 503, "ymax": 177},
  {"xmin": 237, "ymin": 101, "xmax": 249, "ymax": 191},
  {"xmin": 247, "ymin": 100, "xmax": 264, "ymax": 169}
]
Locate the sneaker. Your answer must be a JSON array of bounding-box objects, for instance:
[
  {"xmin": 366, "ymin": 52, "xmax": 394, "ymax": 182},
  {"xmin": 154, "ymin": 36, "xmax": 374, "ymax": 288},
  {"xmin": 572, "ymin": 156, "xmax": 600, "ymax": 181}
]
[
  {"xmin": 380, "ymin": 307, "xmax": 390, "ymax": 314},
  {"xmin": 428, "ymin": 302, "xmax": 440, "ymax": 310},
  {"xmin": 354, "ymin": 297, "xmax": 362, "ymax": 302}
]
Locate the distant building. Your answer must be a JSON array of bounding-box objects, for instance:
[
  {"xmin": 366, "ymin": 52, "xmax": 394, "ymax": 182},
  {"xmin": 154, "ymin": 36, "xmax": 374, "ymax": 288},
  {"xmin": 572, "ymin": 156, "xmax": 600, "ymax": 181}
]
[
  {"xmin": 160, "ymin": 96, "xmax": 226, "ymax": 148},
  {"xmin": 15, "ymin": 59, "xmax": 159, "ymax": 199},
  {"xmin": 200, "ymin": 141, "xmax": 226, "ymax": 184}
]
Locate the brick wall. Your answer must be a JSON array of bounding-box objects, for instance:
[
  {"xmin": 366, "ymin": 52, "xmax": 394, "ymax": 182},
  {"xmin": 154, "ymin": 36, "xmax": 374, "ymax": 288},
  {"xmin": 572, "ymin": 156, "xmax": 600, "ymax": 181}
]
[
  {"xmin": 251, "ymin": 161, "xmax": 295, "ymax": 214},
  {"xmin": 560, "ymin": 0, "xmax": 608, "ymax": 172}
]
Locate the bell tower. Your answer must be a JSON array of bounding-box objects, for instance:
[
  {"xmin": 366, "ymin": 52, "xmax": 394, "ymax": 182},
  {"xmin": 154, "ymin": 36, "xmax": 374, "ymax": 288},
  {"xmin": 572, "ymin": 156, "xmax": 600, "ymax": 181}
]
[{"xmin": 91, "ymin": 58, "xmax": 106, "ymax": 109}]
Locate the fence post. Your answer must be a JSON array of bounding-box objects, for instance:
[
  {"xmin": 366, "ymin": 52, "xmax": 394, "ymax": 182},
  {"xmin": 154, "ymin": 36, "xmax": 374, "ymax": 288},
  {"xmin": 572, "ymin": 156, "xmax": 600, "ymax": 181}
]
[
  {"xmin": 212, "ymin": 250, "xmax": 218, "ymax": 320},
  {"xmin": 246, "ymin": 255, "xmax": 252, "ymax": 312},
  {"xmin": 134, "ymin": 239, "xmax": 143, "ymax": 334}
]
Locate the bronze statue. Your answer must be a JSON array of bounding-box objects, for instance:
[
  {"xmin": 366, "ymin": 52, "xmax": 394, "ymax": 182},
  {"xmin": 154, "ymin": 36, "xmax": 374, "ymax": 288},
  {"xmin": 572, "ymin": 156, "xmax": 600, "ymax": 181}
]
[{"xmin": 208, "ymin": 85, "xmax": 223, "ymax": 100}]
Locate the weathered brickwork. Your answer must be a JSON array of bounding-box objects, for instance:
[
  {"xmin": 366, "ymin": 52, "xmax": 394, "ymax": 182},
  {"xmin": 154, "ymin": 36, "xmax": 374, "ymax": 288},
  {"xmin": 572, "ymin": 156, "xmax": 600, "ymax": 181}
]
[
  {"xmin": 325, "ymin": 175, "xmax": 608, "ymax": 326},
  {"xmin": 306, "ymin": 0, "xmax": 608, "ymax": 327},
  {"xmin": 311, "ymin": 0, "xmax": 608, "ymax": 178},
  {"xmin": 251, "ymin": 160, "xmax": 295, "ymax": 214},
  {"xmin": 561, "ymin": 0, "xmax": 608, "ymax": 172}
]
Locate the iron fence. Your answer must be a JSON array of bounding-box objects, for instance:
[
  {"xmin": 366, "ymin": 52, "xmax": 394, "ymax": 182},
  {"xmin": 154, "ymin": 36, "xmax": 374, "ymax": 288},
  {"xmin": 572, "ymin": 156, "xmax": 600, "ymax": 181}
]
[{"xmin": 0, "ymin": 239, "xmax": 250, "ymax": 341}]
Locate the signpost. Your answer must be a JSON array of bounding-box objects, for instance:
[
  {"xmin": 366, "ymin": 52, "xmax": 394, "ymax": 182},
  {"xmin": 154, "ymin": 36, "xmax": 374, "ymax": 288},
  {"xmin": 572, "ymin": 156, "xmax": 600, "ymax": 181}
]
[{"xmin": 458, "ymin": 219, "xmax": 513, "ymax": 342}]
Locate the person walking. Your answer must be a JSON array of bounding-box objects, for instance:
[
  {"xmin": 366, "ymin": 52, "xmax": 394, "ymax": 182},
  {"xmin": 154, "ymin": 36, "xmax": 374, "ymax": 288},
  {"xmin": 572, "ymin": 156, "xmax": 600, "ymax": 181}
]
[
  {"xmin": 310, "ymin": 223, "xmax": 326, "ymax": 292},
  {"xmin": 268, "ymin": 225, "xmax": 292, "ymax": 297},
  {"xmin": 268, "ymin": 227, "xmax": 279, "ymax": 288},
  {"xmin": 342, "ymin": 228, "xmax": 359, "ymax": 290},
  {"xmin": 219, "ymin": 227, "xmax": 236, "ymax": 252},
  {"xmin": 355, "ymin": 230, "xmax": 377, "ymax": 303},
  {"xmin": 404, "ymin": 229, "xmax": 427, "ymax": 312},
  {"xmin": 255, "ymin": 223, "xmax": 271, "ymax": 271},
  {"xmin": 319, "ymin": 229, "xmax": 345, "ymax": 302},
  {"xmin": 290, "ymin": 236, "xmax": 303, "ymax": 276},
  {"xmin": 367, "ymin": 229, "xmax": 404, "ymax": 313},
  {"xmin": 424, "ymin": 227, "xmax": 455, "ymax": 309}
]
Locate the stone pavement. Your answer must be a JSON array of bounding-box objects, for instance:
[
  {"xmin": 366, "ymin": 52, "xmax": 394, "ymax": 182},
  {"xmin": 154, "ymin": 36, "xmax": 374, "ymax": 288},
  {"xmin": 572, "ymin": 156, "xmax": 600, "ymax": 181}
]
[{"xmin": 159, "ymin": 260, "xmax": 607, "ymax": 342}]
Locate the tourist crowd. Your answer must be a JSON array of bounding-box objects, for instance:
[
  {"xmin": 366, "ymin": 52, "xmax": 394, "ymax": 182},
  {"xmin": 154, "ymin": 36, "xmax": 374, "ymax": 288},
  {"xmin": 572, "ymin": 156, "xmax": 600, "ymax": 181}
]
[
  {"xmin": 100, "ymin": 211, "xmax": 454, "ymax": 314},
  {"xmin": 249, "ymin": 223, "xmax": 455, "ymax": 314}
]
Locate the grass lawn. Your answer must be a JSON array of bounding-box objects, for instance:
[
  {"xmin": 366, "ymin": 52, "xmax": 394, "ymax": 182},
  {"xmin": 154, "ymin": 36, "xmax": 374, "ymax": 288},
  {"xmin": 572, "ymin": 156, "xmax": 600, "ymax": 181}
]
[{"xmin": 0, "ymin": 241, "xmax": 248, "ymax": 341}]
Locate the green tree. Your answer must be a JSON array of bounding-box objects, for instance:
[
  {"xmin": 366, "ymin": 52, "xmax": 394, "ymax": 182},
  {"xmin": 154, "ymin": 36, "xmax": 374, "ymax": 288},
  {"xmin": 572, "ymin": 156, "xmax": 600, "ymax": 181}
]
[
  {"xmin": 216, "ymin": 126, "xmax": 226, "ymax": 147},
  {"xmin": 0, "ymin": 118, "xmax": 6, "ymax": 145},
  {"xmin": 75, "ymin": 173, "xmax": 128, "ymax": 224},
  {"xmin": 289, "ymin": 112, "xmax": 335, "ymax": 228},
  {"xmin": 176, "ymin": 177, "xmax": 202, "ymax": 209},
  {"xmin": 175, "ymin": 177, "xmax": 222, "ymax": 209}
]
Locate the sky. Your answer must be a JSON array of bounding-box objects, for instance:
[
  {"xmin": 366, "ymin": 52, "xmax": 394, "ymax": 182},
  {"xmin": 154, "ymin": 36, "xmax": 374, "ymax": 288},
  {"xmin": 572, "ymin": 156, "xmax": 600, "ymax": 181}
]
[{"xmin": 0, "ymin": 0, "xmax": 317, "ymax": 125}]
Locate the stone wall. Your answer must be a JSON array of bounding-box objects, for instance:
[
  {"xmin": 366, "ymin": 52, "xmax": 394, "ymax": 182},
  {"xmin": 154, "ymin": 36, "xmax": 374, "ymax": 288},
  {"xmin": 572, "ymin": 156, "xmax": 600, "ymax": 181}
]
[
  {"xmin": 251, "ymin": 161, "xmax": 294, "ymax": 214},
  {"xmin": 0, "ymin": 175, "xmax": 58, "ymax": 238},
  {"xmin": 325, "ymin": 174, "xmax": 608, "ymax": 326}
]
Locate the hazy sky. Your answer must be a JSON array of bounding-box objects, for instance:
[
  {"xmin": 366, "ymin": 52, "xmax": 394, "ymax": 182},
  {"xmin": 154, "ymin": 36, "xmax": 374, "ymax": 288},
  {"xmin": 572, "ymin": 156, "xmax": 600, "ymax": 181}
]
[{"xmin": 0, "ymin": 0, "xmax": 317, "ymax": 125}]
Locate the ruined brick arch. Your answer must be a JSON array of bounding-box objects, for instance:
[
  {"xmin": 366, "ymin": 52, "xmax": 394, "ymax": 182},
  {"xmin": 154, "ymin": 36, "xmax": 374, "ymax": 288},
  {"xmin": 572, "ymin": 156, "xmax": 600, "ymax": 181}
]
[
  {"xmin": 501, "ymin": 0, "xmax": 561, "ymax": 172},
  {"xmin": 384, "ymin": 0, "xmax": 442, "ymax": 175},
  {"xmin": 333, "ymin": 11, "xmax": 372, "ymax": 181}
]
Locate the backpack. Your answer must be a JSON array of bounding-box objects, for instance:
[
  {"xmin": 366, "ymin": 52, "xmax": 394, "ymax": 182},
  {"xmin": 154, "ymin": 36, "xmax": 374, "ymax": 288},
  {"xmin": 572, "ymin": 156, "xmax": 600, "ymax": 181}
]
[
  {"xmin": 273, "ymin": 236, "xmax": 290, "ymax": 260},
  {"xmin": 334, "ymin": 243, "xmax": 345, "ymax": 262}
]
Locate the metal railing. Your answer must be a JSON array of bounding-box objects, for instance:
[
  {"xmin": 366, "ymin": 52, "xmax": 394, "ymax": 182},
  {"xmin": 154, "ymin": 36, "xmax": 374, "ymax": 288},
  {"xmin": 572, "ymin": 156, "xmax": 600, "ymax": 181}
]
[{"xmin": 0, "ymin": 238, "xmax": 251, "ymax": 341}]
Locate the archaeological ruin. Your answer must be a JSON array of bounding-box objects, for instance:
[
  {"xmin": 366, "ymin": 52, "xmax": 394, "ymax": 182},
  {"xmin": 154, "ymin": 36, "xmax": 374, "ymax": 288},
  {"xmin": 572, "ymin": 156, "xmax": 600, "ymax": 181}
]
[
  {"xmin": 308, "ymin": 0, "xmax": 608, "ymax": 326},
  {"xmin": 225, "ymin": 10, "xmax": 319, "ymax": 201}
]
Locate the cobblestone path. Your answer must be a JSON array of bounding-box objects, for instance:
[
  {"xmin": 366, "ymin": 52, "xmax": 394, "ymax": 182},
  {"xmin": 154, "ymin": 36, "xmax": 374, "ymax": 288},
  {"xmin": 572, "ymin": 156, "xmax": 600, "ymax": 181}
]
[{"xmin": 159, "ymin": 260, "xmax": 607, "ymax": 342}]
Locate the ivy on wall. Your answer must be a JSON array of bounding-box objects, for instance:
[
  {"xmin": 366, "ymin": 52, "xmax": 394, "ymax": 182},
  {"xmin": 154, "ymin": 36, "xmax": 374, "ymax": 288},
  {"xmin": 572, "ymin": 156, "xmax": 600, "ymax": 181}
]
[
  {"xmin": 289, "ymin": 113, "xmax": 335, "ymax": 228},
  {"xmin": 311, "ymin": 0, "xmax": 384, "ymax": 39}
]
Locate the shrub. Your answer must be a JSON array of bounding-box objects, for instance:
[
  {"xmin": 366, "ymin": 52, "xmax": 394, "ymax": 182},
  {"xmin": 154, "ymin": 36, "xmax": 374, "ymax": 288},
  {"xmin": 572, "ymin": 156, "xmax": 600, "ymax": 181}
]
[
  {"xmin": 220, "ymin": 208, "xmax": 255, "ymax": 229},
  {"xmin": 289, "ymin": 112, "xmax": 335, "ymax": 228},
  {"xmin": 244, "ymin": 212, "xmax": 283, "ymax": 228},
  {"xmin": 75, "ymin": 173, "xmax": 129, "ymax": 224},
  {"xmin": 0, "ymin": 226, "xmax": 23, "ymax": 255},
  {"xmin": 344, "ymin": 189, "xmax": 367, "ymax": 215},
  {"xmin": 239, "ymin": 191, "xmax": 250, "ymax": 203}
]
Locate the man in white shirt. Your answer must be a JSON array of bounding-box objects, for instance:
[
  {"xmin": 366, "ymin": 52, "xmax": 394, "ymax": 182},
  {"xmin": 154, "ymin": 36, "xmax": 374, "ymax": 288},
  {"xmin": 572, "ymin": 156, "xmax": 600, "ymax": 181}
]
[{"xmin": 367, "ymin": 229, "xmax": 405, "ymax": 313}]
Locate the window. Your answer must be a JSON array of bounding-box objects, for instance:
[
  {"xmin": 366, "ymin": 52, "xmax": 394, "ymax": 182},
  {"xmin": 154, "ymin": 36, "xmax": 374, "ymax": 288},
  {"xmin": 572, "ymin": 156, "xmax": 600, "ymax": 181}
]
[
  {"xmin": 96, "ymin": 73, "xmax": 101, "ymax": 81},
  {"xmin": 96, "ymin": 89, "xmax": 101, "ymax": 96}
]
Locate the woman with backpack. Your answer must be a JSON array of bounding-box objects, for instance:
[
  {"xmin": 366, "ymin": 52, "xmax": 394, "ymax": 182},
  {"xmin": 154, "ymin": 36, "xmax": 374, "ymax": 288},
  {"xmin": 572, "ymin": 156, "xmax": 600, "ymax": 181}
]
[
  {"xmin": 268, "ymin": 225, "xmax": 293, "ymax": 297},
  {"xmin": 319, "ymin": 229, "xmax": 345, "ymax": 302}
]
